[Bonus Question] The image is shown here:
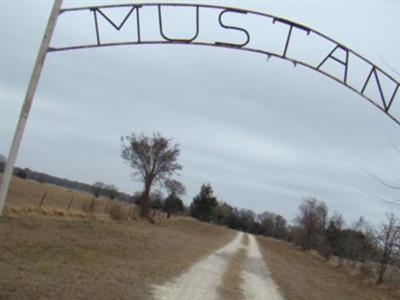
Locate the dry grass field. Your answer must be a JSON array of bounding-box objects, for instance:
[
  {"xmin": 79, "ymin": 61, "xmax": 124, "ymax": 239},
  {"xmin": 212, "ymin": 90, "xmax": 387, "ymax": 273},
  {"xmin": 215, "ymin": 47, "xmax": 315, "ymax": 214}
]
[
  {"xmin": 2, "ymin": 176, "xmax": 128, "ymax": 214},
  {"xmin": 0, "ymin": 213, "xmax": 234, "ymax": 299},
  {"xmin": 257, "ymin": 236, "xmax": 399, "ymax": 300},
  {"xmin": 0, "ymin": 176, "xmax": 236, "ymax": 299},
  {"xmin": 1, "ymin": 176, "xmax": 399, "ymax": 300}
]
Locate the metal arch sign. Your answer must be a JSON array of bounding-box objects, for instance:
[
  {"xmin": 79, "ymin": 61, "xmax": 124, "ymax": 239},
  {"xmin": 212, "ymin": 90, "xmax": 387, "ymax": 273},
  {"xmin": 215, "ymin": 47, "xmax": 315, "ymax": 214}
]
[
  {"xmin": 0, "ymin": 1, "xmax": 399, "ymax": 214},
  {"xmin": 51, "ymin": 3, "xmax": 400, "ymax": 126}
]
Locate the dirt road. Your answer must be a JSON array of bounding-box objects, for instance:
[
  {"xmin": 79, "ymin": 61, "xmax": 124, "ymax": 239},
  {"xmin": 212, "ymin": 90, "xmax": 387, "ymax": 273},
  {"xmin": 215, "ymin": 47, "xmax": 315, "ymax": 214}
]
[{"xmin": 152, "ymin": 232, "xmax": 284, "ymax": 300}]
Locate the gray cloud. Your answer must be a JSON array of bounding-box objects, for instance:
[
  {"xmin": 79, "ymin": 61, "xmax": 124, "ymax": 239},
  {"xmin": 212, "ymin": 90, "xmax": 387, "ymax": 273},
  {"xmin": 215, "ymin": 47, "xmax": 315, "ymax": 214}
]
[{"xmin": 1, "ymin": 0, "xmax": 399, "ymax": 226}]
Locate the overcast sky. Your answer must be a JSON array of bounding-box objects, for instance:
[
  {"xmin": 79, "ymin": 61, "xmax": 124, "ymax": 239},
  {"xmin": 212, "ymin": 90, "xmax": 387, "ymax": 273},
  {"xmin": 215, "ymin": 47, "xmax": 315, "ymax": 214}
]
[{"xmin": 1, "ymin": 0, "xmax": 399, "ymax": 226}]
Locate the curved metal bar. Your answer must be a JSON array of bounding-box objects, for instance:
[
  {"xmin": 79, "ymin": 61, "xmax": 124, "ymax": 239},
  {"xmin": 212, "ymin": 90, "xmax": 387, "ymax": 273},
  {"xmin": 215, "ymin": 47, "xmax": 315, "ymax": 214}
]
[
  {"xmin": 215, "ymin": 9, "xmax": 250, "ymax": 48},
  {"xmin": 54, "ymin": 2, "xmax": 400, "ymax": 126},
  {"xmin": 158, "ymin": 5, "xmax": 200, "ymax": 43},
  {"xmin": 57, "ymin": 2, "xmax": 398, "ymax": 83},
  {"xmin": 95, "ymin": 7, "xmax": 137, "ymax": 31},
  {"xmin": 48, "ymin": 40, "xmax": 400, "ymax": 126}
]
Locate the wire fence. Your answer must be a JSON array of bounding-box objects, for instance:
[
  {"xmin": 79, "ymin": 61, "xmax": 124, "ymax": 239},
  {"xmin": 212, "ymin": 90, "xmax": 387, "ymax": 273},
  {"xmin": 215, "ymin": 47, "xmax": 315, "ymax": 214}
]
[{"xmin": 7, "ymin": 184, "xmax": 168, "ymax": 221}]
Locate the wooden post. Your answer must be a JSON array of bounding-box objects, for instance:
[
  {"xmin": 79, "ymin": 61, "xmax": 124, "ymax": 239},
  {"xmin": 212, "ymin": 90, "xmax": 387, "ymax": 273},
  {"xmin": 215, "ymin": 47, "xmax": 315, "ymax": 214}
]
[
  {"xmin": 89, "ymin": 198, "xmax": 96, "ymax": 213},
  {"xmin": 104, "ymin": 199, "xmax": 110, "ymax": 213},
  {"xmin": 39, "ymin": 191, "xmax": 48, "ymax": 207},
  {"xmin": 66, "ymin": 197, "xmax": 74, "ymax": 211}
]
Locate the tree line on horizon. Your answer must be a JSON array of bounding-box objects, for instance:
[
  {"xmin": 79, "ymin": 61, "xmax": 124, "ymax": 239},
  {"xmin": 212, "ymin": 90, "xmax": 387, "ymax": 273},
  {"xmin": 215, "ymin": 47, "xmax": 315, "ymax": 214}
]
[
  {"xmin": 188, "ymin": 183, "xmax": 400, "ymax": 285},
  {"xmin": 2, "ymin": 132, "xmax": 398, "ymax": 286},
  {"xmin": 118, "ymin": 132, "xmax": 399, "ymax": 286}
]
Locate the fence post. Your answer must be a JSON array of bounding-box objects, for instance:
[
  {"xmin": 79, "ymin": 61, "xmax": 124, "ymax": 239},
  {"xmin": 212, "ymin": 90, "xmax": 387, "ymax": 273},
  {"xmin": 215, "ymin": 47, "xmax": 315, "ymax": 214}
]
[
  {"xmin": 104, "ymin": 199, "xmax": 110, "ymax": 213},
  {"xmin": 39, "ymin": 191, "xmax": 48, "ymax": 207},
  {"xmin": 66, "ymin": 197, "xmax": 74, "ymax": 211},
  {"xmin": 89, "ymin": 197, "xmax": 96, "ymax": 213}
]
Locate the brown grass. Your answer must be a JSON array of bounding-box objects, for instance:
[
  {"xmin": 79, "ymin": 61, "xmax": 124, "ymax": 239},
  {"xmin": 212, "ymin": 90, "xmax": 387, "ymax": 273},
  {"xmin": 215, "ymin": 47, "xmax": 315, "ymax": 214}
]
[
  {"xmin": 3, "ymin": 176, "xmax": 398, "ymax": 299},
  {"xmin": 257, "ymin": 235, "xmax": 399, "ymax": 300},
  {"xmin": 0, "ymin": 213, "xmax": 234, "ymax": 300},
  {"xmin": 108, "ymin": 202, "xmax": 128, "ymax": 221},
  {"xmin": 0, "ymin": 177, "xmax": 235, "ymax": 299},
  {"xmin": 2, "ymin": 176, "xmax": 168, "ymax": 221},
  {"xmin": 4, "ymin": 176, "xmax": 113, "ymax": 213},
  {"xmin": 218, "ymin": 234, "xmax": 248, "ymax": 300}
]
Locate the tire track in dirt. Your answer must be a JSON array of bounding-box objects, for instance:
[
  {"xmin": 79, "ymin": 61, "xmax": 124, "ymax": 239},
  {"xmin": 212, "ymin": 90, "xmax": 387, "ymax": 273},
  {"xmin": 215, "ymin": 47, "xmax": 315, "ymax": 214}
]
[
  {"xmin": 152, "ymin": 232, "xmax": 243, "ymax": 300},
  {"xmin": 241, "ymin": 234, "xmax": 285, "ymax": 300},
  {"xmin": 151, "ymin": 232, "xmax": 285, "ymax": 300},
  {"xmin": 217, "ymin": 234, "xmax": 248, "ymax": 300}
]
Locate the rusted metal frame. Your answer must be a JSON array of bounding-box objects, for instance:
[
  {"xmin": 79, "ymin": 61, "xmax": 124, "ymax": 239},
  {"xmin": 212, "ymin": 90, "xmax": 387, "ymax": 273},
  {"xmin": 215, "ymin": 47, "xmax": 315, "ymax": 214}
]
[
  {"xmin": 90, "ymin": 5, "xmax": 141, "ymax": 45},
  {"xmin": 373, "ymin": 69, "xmax": 387, "ymax": 110},
  {"xmin": 272, "ymin": 16, "xmax": 310, "ymax": 33},
  {"xmin": 357, "ymin": 60, "xmax": 399, "ymax": 113},
  {"xmin": 317, "ymin": 45, "xmax": 349, "ymax": 83},
  {"xmin": 2, "ymin": 2, "xmax": 398, "ymax": 217},
  {"xmin": 361, "ymin": 67, "xmax": 388, "ymax": 110},
  {"xmin": 92, "ymin": 9, "xmax": 100, "ymax": 45},
  {"xmin": 215, "ymin": 9, "xmax": 250, "ymax": 48},
  {"xmin": 95, "ymin": 6, "xmax": 137, "ymax": 30},
  {"xmin": 273, "ymin": 17, "xmax": 310, "ymax": 58},
  {"xmin": 47, "ymin": 40, "xmax": 400, "ymax": 127},
  {"xmin": 387, "ymin": 84, "xmax": 399, "ymax": 112},
  {"xmin": 136, "ymin": 7, "xmax": 141, "ymax": 42},
  {"xmin": 282, "ymin": 26, "xmax": 292, "ymax": 58},
  {"xmin": 344, "ymin": 49, "xmax": 349, "ymax": 84},
  {"xmin": 53, "ymin": 3, "xmax": 399, "ymax": 124},
  {"xmin": 59, "ymin": 2, "xmax": 399, "ymax": 88},
  {"xmin": 271, "ymin": 13, "xmax": 398, "ymax": 112},
  {"xmin": 158, "ymin": 4, "xmax": 199, "ymax": 43},
  {"xmin": 305, "ymin": 31, "xmax": 398, "ymax": 94}
]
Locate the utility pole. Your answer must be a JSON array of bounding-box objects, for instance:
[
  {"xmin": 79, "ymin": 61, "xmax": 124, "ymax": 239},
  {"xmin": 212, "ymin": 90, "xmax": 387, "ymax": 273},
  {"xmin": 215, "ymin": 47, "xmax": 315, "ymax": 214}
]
[{"xmin": 0, "ymin": 0, "xmax": 63, "ymax": 215}]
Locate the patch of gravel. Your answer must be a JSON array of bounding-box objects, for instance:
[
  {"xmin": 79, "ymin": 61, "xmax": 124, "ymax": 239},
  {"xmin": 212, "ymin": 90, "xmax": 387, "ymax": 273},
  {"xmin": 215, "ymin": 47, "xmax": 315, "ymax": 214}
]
[
  {"xmin": 241, "ymin": 234, "xmax": 285, "ymax": 300},
  {"xmin": 152, "ymin": 232, "xmax": 285, "ymax": 300},
  {"xmin": 152, "ymin": 232, "xmax": 244, "ymax": 300}
]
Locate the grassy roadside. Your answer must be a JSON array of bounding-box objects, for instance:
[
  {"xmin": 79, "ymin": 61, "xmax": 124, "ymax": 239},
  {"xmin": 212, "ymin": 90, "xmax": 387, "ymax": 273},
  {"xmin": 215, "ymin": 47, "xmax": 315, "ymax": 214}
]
[
  {"xmin": 0, "ymin": 212, "xmax": 234, "ymax": 300},
  {"xmin": 217, "ymin": 234, "xmax": 249, "ymax": 300},
  {"xmin": 3, "ymin": 176, "xmax": 398, "ymax": 299},
  {"xmin": 2, "ymin": 176, "xmax": 120, "ymax": 213},
  {"xmin": 257, "ymin": 235, "xmax": 399, "ymax": 300}
]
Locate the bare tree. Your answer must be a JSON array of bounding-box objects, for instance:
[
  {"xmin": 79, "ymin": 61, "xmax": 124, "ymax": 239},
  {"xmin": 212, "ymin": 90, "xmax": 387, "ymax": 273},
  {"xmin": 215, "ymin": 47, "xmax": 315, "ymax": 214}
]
[
  {"xmin": 329, "ymin": 212, "xmax": 345, "ymax": 230},
  {"xmin": 238, "ymin": 209, "xmax": 256, "ymax": 233},
  {"xmin": 364, "ymin": 145, "xmax": 400, "ymax": 207},
  {"xmin": 121, "ymin": 133, "xmax": 182, "ymax": 219},
  {"xmin": 164, "ymin": 179, "xmax": 186, "ymax": 218},
  {"xmin": 130, "ymin": 191, "xmax": 143, "ymax": 205},
  {"xmin": 345, "ymin": 216, "xmax": 378, "ymax": 262},
  {"xmin": 102, "ymin": 184, "xmax": 119, "ymax": 213},
  {"xmin": 215, "ymin": 202, "xmax": 234, "ymax": 225},
  {"xmin": 104, "ymin": 184, "xmax": 119, "ymax": 200},
  {"xmin": 165, "ymin": 179, "xmax": 185, "ymax": 197},
  {"xmin": 295, "ymin": 197, "xmax": 328, "ymax": 250},
  {"xmin": 92, "ymin": 181, "xmax": 106, "ymax": 198},
  {"xmin": 258, "ymin": 211, "xmax": 287, "ymax": 239},
  {"xmin": 352, "ymin": 216, "xmax": 369, "ymax": 232},
  {"xmin": 258, "ymin": 211, "xmax": 276, "ymax": 237},
  {"xmin": 376, "ymin": 213, "xmax": 400, "ymax": 284},
  {"xmin": 85, "ymin": 181, "xmax": 106, "ymax": 213},
  {"xmin": 274, "ymin": 214, "xmax": 288, "ymax": 239}
]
